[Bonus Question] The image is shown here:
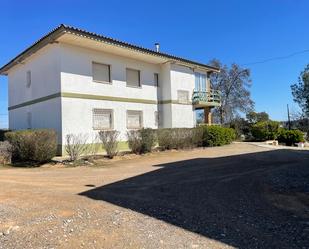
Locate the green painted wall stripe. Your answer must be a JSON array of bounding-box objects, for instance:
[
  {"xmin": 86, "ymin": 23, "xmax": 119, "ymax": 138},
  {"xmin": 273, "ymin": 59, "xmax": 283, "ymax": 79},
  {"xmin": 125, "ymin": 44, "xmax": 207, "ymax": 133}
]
[
  {"xmin": 61, "ymin": 92, "xmax": 157, "ymax": 104},
  {"xmin": 8, "ymin": 93, "xmax": 61, "ymax": 110},
  {"xmin": 8, "ymin": 92, "xmax": 194, "ymax": 111}
]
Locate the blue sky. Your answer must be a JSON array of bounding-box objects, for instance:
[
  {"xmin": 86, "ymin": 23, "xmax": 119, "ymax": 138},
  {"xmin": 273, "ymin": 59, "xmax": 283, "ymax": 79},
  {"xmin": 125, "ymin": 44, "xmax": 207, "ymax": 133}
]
[{"xmin": 1, "ymin": 0, "xmax": 309, "ymax": 128}]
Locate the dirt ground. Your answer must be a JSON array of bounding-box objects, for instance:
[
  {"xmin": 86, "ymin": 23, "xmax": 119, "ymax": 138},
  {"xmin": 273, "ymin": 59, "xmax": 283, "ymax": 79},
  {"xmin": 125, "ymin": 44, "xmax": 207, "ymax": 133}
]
[{"xmin": 0, "ymin": 143, "xmax": 308, "ymax": 249}]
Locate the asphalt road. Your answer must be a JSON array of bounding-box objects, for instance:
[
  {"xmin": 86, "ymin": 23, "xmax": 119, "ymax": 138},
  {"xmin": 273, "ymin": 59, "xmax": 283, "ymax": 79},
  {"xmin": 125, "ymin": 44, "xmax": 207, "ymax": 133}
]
[{"xmin": 82, "ymin": 146, "xmax": 309, "ymax": 249}]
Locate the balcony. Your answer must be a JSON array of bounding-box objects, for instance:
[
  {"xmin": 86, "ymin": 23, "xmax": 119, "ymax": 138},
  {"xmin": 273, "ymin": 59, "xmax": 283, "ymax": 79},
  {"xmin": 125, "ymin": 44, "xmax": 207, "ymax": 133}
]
[{"xmin": 192, "ymin": 90, "xmax": 221, "ymax": 108}]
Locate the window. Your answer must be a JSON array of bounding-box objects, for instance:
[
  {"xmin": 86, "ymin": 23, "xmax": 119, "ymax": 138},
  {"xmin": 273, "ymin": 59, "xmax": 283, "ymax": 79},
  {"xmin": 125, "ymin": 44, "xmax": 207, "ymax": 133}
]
[
  {"xmin": 92, "ymin": 109, "xmax": 113, "ymax": 130},
  {"xmin": 92, "ymin": 62, "xmax": 111, "ymax": 83},
  {"xmin": 177, "ymin": 90, "xmax": 189, "ymax": 104},
  {"xmin": 195, "ymin": 72, "xmax": 207, "ymax": 91},
  {"xmin": 154, "ymin": 73, "xmax": 159, "ymax": 87},
  {"xmin": 126, "ymin": 68, "xmax": 140, "ymax": 87},
  {"xmin": 27, "ymin": 112, "xmax": 32, "ymax": 129},
  {"xmin": 154, "ymin": 111, "xmax": 159, "ymax": 127},
  {"xmin": 127, "ymin": 110, "xmax": 143, "ymax": 129},
  {"xmin": 26, "ymin": 71, "xmax": 31, "ymax": 88}
]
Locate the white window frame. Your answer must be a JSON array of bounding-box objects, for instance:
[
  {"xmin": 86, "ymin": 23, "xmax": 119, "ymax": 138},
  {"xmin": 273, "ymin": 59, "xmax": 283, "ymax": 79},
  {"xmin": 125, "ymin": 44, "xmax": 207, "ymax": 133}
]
[
  {"xmin": 92, "ymin": 62, "xmax": 112, "ymax": 84},
  {"xmin": 177, "ymin": 90, "xmax": 189, "ymax": 104},
  {"xmin": 127, "ymin": 110, "xmax": 143, "ymax": 129},
  {"xmin": 126, "ymin": 68, "xmax": 141, "ymax": 88},
  {"xmin": 92, "ymin": 109, "xmax": 114, "ymax": 130},
  {"xmin": 26, "ymin": 71, "xmax": 31, "ymax": 88}
]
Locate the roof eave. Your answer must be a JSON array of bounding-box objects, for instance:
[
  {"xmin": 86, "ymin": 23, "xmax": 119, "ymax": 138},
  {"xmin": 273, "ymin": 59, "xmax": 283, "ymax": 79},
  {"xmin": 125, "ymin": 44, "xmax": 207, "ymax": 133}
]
[{"xmin": 0, "ymin": 24, "xmax": 220, "ymax": 75}]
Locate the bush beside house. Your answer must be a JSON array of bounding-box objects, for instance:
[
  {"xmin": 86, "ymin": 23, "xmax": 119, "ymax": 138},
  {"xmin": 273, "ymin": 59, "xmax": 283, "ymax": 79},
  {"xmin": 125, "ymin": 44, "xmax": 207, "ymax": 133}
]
[
  {"xmin": 127, "ymin": 128, "xmax": 156, "ymax": 154},
  {"xmin": 5, "ymin": 129, "xmax": 57, "ymax": 164}
]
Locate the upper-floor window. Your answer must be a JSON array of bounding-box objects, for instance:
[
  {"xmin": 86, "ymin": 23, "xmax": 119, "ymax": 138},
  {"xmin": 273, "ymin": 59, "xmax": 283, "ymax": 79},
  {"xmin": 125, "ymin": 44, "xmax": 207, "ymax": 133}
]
[
  {"xmin": 126, "ymin": 68, "xmax": 141, "ymax": 87},
  {"xmin": 93, "ymin": 108, "xmax": 113, "ymax": 130},
  {"xmin": 127, "ymin": 110, "xmax": 143, "ymax": 129},
  {"xmin": 195, "ymin": 72, "xmax": 207, "ymax": 91},
  {"xmin": 92, "ymin": 62, "xmax": 111, "ymax": 83},
  {"xmin": 26, "ymin": 71, "xmax": 31, "ymax": 88},
  {"xmin": 177, "ymin": 90, "xmax": 189, "ymax": 104},
  {"xmin": 154, "ymin": 73, "xmax": 159, "ymax": 87}
]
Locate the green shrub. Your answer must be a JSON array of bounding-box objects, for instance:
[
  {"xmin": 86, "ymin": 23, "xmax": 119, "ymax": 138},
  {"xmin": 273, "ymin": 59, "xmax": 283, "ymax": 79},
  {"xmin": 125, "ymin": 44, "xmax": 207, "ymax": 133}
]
[
  {"xmin": 127, "ymin": 128, "xmax": 156, "ymax": 154},
  {"xmin": 200, "ymin": 125, "xmax": 236, "ymax": 146},
  {"xmin": 157, "ymin": 128, "xmax": 203, "ymax": 150},
  {"xmin": 277, "ymin": 129, "xmax": 304, "ymax": 146},
  {"xmin": 251, "ymin": 121, "xmax": 280, "ymax": 141},
  {"xmin": 5, "ymin": 129, "xmax": 57, "ymax": 164},
  {"xmin": 98, "ymin": 130, "xmax": 119, "ymax": 159}
]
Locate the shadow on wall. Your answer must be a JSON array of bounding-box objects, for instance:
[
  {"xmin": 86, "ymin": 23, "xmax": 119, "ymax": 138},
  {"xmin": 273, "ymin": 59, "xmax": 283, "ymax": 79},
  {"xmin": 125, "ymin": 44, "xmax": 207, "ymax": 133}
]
[{"xmin": 79, "ymin": 149, "xmax": 309, "ymax": 249}]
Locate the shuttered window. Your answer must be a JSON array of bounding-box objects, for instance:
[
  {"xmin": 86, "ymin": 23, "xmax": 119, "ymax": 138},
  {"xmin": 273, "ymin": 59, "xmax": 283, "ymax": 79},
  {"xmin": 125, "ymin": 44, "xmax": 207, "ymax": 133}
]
[
  {"xmin": 93, "ymin": 109, "xmax": 113, "ymax": 130},
  {"xmin": 26, "ymin": 71, "xmax": 31, "ymax": 88},
  {"xmin": 126, "ymin": 68, "xmax": 140, "ymax": 87},
  {"xmin": 127, "ymin": 110, "xmax": 143, "ymax": 129},
  {"xmin": 177, "ymin": 90, "xmax": 189, "ymax": 104},
  {"xmin": 92, "ymin": 62, "xmax": 111, "ymax": 83}
]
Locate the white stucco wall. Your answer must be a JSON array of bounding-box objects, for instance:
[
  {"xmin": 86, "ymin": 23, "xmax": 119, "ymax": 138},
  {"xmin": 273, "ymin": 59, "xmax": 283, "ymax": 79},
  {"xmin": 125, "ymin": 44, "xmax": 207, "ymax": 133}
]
[
  {"xmin": 59, "ymin": 43, "xmax": 160, "ymax": 101},
  {"xmin": 8, "ymin": 44, "xmax": 61, "ymax": 107},
  {"xmin": 7, "ymin": 44, "xmax": 62, "ymax": 142},
  {"xmin": 61, "ymin": 98, "xmax": 158, "ymax": 144},
  {"xmin": 170, "ymin": 64, "xmax": 195, "ymax": 128}
]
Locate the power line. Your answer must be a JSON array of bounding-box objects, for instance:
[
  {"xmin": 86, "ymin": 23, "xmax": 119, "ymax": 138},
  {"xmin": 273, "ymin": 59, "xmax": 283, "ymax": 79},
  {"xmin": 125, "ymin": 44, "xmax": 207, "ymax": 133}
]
[{"xmin": 241, "ymin": 49, "xmax": 309, "ymax": 66}]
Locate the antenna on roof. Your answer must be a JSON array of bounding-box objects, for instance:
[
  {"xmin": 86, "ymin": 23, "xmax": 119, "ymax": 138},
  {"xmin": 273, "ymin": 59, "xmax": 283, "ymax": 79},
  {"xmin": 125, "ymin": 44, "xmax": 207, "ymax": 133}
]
[{"xmin": 155, "ymin": 43, "xmax": 160, "ymax": 52}]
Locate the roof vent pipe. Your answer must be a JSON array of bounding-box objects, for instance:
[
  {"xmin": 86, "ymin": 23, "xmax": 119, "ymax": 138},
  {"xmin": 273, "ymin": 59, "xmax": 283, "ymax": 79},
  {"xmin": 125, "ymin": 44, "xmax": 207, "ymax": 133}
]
[{"xmin": 155, "ymin": 43, "xmax": 160, "ymax": 52}]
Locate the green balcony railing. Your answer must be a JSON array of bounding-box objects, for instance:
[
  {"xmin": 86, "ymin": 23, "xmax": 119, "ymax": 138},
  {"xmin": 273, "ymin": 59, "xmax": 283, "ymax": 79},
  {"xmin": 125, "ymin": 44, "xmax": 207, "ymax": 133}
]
[{"xmin": 192, "ymin": 90, "xmax": 221, "ymax": 106}]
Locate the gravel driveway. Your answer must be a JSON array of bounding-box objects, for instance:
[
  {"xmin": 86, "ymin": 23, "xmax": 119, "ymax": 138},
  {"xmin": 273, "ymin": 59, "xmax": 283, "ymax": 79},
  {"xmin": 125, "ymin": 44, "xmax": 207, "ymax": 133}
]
[{"xmin": 0, "ymin": 143, "xmax": 308, "ymax": 249}]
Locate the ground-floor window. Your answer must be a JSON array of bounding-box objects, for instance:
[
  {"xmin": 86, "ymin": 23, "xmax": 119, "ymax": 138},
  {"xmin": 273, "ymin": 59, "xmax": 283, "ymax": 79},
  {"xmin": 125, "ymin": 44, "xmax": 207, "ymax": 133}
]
[
  {"xmin": 127, "ymin": 110, "xmax": 143, "ymax": 129},
  {"xmin": 92, "ymin": 108, "xmax": 113, "ymax": 130}
]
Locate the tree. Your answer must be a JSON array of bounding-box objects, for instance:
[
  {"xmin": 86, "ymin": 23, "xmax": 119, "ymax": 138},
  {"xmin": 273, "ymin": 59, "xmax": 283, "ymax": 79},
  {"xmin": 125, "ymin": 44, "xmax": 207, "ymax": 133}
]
[
  {"xmin": 291, "ymin": 64, "xmax": 309, "ymax": 118},
  {"xmin": 246, "ymin": 111, "xmax": 269, "ymax": 124},
  {"xmin": 209, "ymin": 59, "xmax": 254, "ymax": 124}
]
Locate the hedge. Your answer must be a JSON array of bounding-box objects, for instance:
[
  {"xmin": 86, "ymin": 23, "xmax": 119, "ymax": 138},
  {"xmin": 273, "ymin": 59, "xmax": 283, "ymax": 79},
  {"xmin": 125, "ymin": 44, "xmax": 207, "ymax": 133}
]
[
  {"xmin": 5, "ymin": 129, "xmax": 57, "ymax": 164},
  {"xmin": 157, "ymin": 126, "xmax": 235, "ymax": 150},
  {"xmin": 127, "ymin": 128, "xmax": 156, "ymax": 154},
  {"xmin": 200, "ymin": 125, "xmax": 236, "ymax": 147},
  {"xmin": 277, "ymin": 129, "xmax": 304, "ymax": 146}
]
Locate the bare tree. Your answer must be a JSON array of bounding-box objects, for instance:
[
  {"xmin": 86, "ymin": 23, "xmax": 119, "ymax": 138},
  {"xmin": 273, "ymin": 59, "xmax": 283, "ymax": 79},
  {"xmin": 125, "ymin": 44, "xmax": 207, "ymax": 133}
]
[
  {"xmin": 65, "ymin": 133, "xmax": 89, "ymax": 161},
  {"xmin": 209, "ymin": 59, "xmax": 255, "ymax": 124}
]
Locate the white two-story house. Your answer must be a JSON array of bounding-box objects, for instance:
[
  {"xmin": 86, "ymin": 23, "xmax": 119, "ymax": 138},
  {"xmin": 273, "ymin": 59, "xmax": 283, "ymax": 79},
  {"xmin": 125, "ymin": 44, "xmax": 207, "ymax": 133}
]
[{"xmin": 0, "ymin": 25, "xmax": 221, "ymax": 154}]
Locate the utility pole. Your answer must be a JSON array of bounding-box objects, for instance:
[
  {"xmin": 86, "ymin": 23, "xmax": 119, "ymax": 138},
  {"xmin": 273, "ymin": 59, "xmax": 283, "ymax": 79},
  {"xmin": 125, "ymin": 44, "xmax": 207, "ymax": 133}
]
[{"xmin": 287, "ymin": 104, "xmax": 291, "ymax": 130}]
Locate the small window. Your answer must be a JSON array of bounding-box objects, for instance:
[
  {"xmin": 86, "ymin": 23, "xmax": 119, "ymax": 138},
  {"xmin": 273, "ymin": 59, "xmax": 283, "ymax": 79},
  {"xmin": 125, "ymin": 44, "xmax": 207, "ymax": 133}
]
[
  {"xmin": 154, "ymin": 111, "xmax": 159, "ymax": 127},
  {"xmin": 154, "ymin": 73, "xmax": 159, "ymax": 87},
  {"xmin": 92, "ymin": 62, "xmax": 111, "ymax": 83},
  {"xmin": 93, "ymin": 109, "xmax": 113, "ymax": 130},
  {"xmin": 177, "ymin": 90, "xmax": 189, "ymax": 104},
  {"xmin": 27, "ymin": 112, "xmax": 32, "ymax": 129},
  {"xmin": 26, "ymin": 71, "xmax": 31, "ymax": 88},
  {"xmin": 126, "ymin": 68, "xmax": 140, "ymax": 87},
  {"xmin": 127, "ymin": 110, "xmax": 143, "ymax": 129}
]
